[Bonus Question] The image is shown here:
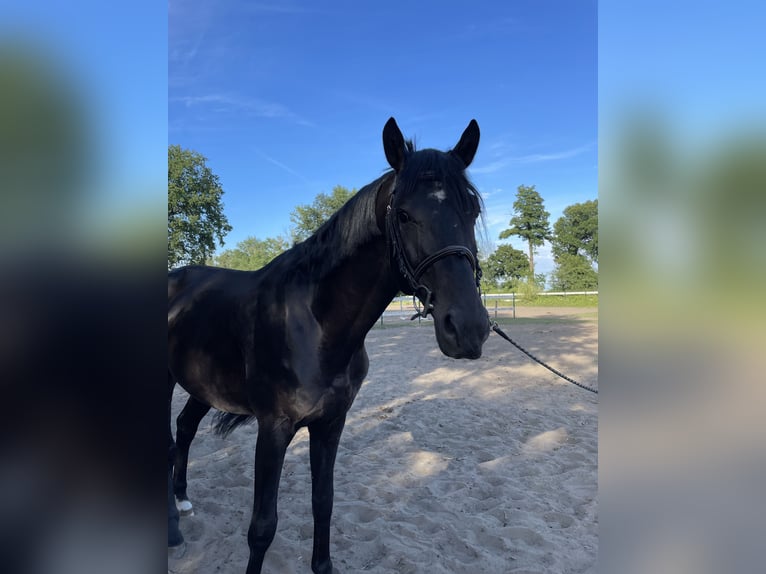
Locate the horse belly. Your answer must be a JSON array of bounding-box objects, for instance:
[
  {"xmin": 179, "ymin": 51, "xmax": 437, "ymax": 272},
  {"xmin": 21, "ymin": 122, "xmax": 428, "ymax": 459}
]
[{"xmin": 169, "ymin": 339, "xmax": 253, "ymax": 415}]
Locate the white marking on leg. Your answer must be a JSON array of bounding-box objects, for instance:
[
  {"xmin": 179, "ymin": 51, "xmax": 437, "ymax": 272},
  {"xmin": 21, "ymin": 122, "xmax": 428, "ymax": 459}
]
[{"xmin": 176, "ymin": 498, "xmax": 194, "ymax": 515}]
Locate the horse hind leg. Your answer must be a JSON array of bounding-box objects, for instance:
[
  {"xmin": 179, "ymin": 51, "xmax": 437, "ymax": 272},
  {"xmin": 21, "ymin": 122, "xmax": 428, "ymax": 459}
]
[
  {"xmin": 168, "ymin": 371, "xmax": 184, "ymax": 547},
  {"xmin": 168, "ymin": 462, "xmax": 184, "ymax": 547},
  {"xmin": 173, "ymin": 394, "xmax": 211, "ymax": 515}
]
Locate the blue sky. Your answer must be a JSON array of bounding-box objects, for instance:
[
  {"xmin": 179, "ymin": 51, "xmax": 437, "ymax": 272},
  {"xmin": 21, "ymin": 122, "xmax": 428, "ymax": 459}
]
[{"xmin": 169, "ymin": 0, "xmax": 597, "ymax": 278}]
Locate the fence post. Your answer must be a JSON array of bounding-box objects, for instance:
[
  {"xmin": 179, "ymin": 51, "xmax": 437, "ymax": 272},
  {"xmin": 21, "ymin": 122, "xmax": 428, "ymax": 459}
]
[
  {"xmin": 512, "ymin": 292, "xmax": 516, "ymax": 319},
  {"xmin": 494, "ymin": 299, "xmax": 498, "ymax": 320}
]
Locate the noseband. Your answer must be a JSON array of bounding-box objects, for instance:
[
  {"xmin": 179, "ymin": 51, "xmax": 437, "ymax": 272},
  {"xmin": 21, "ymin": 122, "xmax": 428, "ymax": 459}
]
[{"xmin": 385, "ymin": 183, "xmax": 482, "ymax": 319}]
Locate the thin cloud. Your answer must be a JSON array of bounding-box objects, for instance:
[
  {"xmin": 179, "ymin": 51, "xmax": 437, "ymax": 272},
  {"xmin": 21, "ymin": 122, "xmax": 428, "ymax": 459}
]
[
  {"xmin": 472, "ymin": 143, "xmax": 594, "ymax": 174},
  {"xmin": 242, "ymin": 2, "xmax": 322, "ymax": 14},
  {"xmin": 171, "ymin": 94, "xmax": 314, "ymax": 127},
  {"xmin": 472, "ymin": 159, "xmax": 513, "ymax": 175},
  {"xmin": 331, "ymin": 90, "xmax": 394, "ymax": 115},
  {"xmin": 254, "ymin": 149, "xmax": 311, "ymax": 184},
  {"xmin": 169, "ymin": 0, "xmax": 215, "ymax": 66},
  {"xmin": 518, "ymin": 143, "xmax": 593, "ymax": 162}
]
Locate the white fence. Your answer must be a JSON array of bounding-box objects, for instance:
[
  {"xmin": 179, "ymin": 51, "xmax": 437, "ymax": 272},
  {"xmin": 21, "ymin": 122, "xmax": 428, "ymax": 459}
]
[
  {"xmin": 378, "ymin": 291, "xmax": 598, "ymax": 325},
  {"xmin": 482, "ymin": 291, "xmax": 599, "ymax": 298}
]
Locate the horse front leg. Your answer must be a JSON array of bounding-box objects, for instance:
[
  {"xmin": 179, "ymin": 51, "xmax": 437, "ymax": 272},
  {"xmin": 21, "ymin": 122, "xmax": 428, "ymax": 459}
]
[
  {"xmin": 245, "ymin": 418, "xmax": 295, "ymax": 574},
  {"xmin": 308, "ymin": 415, "xmax": 346, "ymax": 574},
  {"xmin": 173, "ymin": 395, "xmax": 210, "ymax": 514}
]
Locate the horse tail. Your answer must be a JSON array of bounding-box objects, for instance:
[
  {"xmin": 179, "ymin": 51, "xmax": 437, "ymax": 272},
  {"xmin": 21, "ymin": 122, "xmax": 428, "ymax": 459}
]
[{"xmin": 212, "ymin": 412, "xmax": 257, "ymax": 438}]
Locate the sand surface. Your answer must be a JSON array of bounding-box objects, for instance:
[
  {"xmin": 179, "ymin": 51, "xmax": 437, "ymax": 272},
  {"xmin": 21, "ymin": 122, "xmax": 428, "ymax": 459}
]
[{"xmin": 169, "ymin": 308, "xmax": 598, "ymax": 573}]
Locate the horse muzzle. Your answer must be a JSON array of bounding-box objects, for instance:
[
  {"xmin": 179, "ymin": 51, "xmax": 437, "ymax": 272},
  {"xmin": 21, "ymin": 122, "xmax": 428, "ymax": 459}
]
[{"xmin": 432, "ymin": 303, "xmax": 490, "ymax": 359}]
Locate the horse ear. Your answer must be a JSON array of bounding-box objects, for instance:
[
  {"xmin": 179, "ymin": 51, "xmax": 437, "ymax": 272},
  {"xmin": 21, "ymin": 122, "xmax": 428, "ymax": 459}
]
[
  {"xmin": 451, "ymin": 119, "xmax": 480, "ymax": 168},
  {"xmin": 382, "ymin": 117, "xmax": 406, "ymax": 172}
]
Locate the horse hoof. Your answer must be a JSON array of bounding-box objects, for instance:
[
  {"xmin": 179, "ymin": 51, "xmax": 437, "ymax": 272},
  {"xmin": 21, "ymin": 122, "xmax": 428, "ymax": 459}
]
[
  {"xmin": 168, "ymin": 540, "xmax": 187, "ymax": 559},
  {"xmin": 176, "ymin": 498, "xmax": 194, "ymax": 516},
  {"xmin": 311, "ymin": 559, "xmax": 336, "ymax": 574},
  {"xmin": 168, "ymin": 519, "xmax": 184, "ymax": 548}
]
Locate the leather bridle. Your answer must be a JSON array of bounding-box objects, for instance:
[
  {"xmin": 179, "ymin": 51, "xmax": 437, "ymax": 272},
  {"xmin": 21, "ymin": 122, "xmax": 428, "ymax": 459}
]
[{"xmin": 385, "ymin": 182, "xmax": 482, "ymax": 319}]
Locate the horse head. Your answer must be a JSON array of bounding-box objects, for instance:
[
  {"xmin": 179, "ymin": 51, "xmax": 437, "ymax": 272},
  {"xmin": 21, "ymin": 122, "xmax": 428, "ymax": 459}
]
[{"xmin": 382, "ymin": 117, "xmax": 490, "ymax": 359}]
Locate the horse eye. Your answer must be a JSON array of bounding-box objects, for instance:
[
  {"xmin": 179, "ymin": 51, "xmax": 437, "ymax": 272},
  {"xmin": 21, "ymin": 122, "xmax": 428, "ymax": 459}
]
[{"xmin": 397, "ymin": 210, "xmax": 410, "ymax": 224}]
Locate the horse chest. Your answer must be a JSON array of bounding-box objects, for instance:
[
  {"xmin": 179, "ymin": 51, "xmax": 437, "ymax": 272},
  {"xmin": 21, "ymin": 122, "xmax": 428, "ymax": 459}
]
[
  {"xmin": 282, "ymin": 343, "xmax": 368, "ymax": 425},
  {"xmin": 287, "ymin": 370, "xmax": 362, "ymax": 425}
]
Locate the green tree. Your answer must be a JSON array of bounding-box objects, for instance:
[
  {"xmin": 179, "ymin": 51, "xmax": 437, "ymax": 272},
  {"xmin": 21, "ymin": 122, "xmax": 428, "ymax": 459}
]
[
  {"xmin": 1, "ymin": 48, "xmax": 88, "ymax": 243},
  {"xmin": 484, "ymin": 245, "xmax": 530, "ymax": 290},
  {"xmin": 499, "ymin": 185, "xmax": 552, "ymax": 277},
  {"xmin": 290, "ymin": 185, "xmax": 356, "ymax": 243},
  {"xmin": 168, "ymin": 145, "xmax": 232, "ymax": 268},
  {"xmin": 213, "ymin": 236, "xmax": 290, "ymax": 271},
  {"xmin": 552, "ymin": 199, "xmax": 598, "ymax": 263},
  {"xmin": 550, "ymin": 253, "xmax": 598, "ymax": 291}
]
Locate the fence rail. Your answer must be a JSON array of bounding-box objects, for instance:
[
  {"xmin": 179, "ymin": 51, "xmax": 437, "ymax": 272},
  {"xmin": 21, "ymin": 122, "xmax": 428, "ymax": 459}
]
[
  {"xmin": 481, "ymin": 291, "xmax": 599, "ymax": 298},
  {"xmin": 378, "ymin": 291, "xmax": 598, "ymax": 326}
]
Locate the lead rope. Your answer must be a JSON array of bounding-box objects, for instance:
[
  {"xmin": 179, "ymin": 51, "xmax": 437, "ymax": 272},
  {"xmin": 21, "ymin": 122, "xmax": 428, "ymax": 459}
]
[{"xmin": 490, "ymin": 319, "xmax": 598, "ymax": 395}]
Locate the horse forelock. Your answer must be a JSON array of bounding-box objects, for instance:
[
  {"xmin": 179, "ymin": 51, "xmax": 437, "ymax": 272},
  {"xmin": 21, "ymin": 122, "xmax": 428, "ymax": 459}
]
[{"xmin": 396, "ymin": 147, "xmax": 483, "ymax": 220}]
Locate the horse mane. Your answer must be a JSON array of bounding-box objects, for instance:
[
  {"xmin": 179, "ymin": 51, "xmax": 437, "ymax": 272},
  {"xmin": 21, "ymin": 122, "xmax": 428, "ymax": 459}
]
[
  {"xmin": 289, "ymin": 171, "xmax": 394, "ymax": 279},
  {"xmin": 285, "ymin": 139, "xmax": 483, "ymax": 280}
]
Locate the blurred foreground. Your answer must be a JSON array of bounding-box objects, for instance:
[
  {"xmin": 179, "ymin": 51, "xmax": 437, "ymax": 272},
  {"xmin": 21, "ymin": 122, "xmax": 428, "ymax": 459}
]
[
  {"xmin": 600, "ymin": 2, "xmax": 765, "ymax": 573},
  {"xmin": 1, "ymin": 4, "xmax": 165, "ymax": 573}
]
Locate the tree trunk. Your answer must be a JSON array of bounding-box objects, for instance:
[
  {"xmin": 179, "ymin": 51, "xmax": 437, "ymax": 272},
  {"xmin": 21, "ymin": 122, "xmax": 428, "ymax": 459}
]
[{"xmin": 527, "ymin": 240, "xmax": 534, "ymax": 277}]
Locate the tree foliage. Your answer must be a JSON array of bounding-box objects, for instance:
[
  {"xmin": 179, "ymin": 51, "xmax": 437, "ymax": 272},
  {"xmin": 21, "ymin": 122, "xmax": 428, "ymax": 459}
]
[
  {"xmin": 212, "ymin": 236, "xmax": 289, "ymax": 271},
  {"xmin": 484, "ymin": 244, "xmax": 530, "ymax": 290},
  {"xmin": 168, "ymin": 145, "xmax": 232, "ymax": 268},
  {"xmin": 550, "ymin": 253, "xmax": 598, "ymax": 291},
  {"xmin": 289, "ymin": 185, "xmax": 356, "ymax": 243},
  {"xmin": 498, "ymin": 185, "xmax": 552, "ymax": 276},
  {"xmin": 549, "ymin": 198, "xmax": 598, "ymax": 290},
  {"xmin": 1, "ymin": 49, "xmax": 88, "ymax": 242},
  {"xmin": 552, "ymin": 199, "xmax": 598, "ymax": 263}
]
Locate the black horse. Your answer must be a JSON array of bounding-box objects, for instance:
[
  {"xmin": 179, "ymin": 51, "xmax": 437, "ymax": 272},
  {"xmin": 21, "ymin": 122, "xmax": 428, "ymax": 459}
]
[{"xmin": 167, "ymin": 118, "xmax": 490, "ymax": 573}]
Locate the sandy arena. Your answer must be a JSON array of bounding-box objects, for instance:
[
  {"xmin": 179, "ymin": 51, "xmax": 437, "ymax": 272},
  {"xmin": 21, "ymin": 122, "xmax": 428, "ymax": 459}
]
[{"xmin": 169, "ymin": 307, "xmax": 597, "ymax": 573}]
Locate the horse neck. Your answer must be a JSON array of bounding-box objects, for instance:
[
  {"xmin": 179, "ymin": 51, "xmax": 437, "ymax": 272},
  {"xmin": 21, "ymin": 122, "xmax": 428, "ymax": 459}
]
[{"xmin": 308, "ymin": 181, "xmax": 400, "ymax": 346}]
